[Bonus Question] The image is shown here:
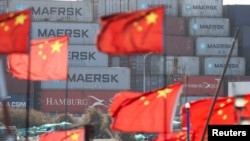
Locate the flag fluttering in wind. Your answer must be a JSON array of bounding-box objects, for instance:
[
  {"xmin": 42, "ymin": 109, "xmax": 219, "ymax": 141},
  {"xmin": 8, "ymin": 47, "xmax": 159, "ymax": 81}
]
[
  {"xmin": 109, "ymin": 82, "xmax": 183, "ymax": 133},
  {"xmin": 153, "ymin": 130, "xmax": 195, "ymax": 141},
  {"xmin": 0, "ymin": 8, "xmax": 31, "ymax": 53},
  {"xmin": 96, "ymin": 6, "xmax": 164, "ymax": 55},
  {"xmin": 7, "ymin": 36, "xmax": 68, "ymax": 80},
  {"xmin": 39, "ymin": 128, "xmax": 84, "ymax": 141},
  {"xmin": 180, "ymin": 94, "xmax": 250, "ymax": 141}
]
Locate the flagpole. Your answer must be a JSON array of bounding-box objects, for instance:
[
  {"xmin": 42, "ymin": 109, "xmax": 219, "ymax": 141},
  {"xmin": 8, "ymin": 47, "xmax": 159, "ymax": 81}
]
[
  {"xmin": 200, "ymin": 28, "xmax": 240, "ymax": 141},
  {"xmin": 0, "ymin": 58, "xmax": 14, "ymax": 141},
  {"xmin": 25, "ymin": 40, "xmax": 32, "ymax": 141},
  {"xmin": 185, "ymin": 102, "xmax": 190, "ymax": 141}
]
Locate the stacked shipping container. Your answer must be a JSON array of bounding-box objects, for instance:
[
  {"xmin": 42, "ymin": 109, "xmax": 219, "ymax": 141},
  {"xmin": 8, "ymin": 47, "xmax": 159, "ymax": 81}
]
[{"xmin": 1, "ymin": 0, "xmax": 249, "ymax": 114}]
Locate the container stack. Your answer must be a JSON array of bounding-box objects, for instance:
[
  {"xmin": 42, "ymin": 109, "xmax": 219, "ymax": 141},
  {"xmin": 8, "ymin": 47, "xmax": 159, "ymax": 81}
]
[{"xmin": 1, "ymin": 0, "xmax": 250, "ymax": 114}]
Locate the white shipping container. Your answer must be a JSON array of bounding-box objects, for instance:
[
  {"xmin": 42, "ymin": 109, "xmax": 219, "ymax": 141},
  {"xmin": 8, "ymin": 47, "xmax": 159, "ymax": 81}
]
[
  {"xmin": 202, "ymin": 57, "xmax": 245, "ymax": 75},
  {"xmin": 196, "ymin": 37, "xmax": 238, "ymax": 56},
  {"xmin": 151, "ymin": 56, "xmax": 200, "ymax": 75},
  {"xmin": 179, "ymin": 0, "xmax": 223, "ymax": 17},
  {"xmin": 68, "ymin": 45, "xmax": 108, "ymax": 67},
  {"xmin": 188, "ymin": 17, "xmax": 230, "ymax": 36},
  {"xmin": 31, "ymin": 22, "xmax": 99, "ymax": 45},
  {"xmin": 228, "ymin": 81, "xmax": 250, "ymax": 96},
  {"xmin": 137, "ymin": 0, "xmax": 178, "ymax": 16},
  {"xmin": 9, "ymin": 0, "xmax": 93, "ymax": 22},
  {"xmin": 41, "ymin": 67, "xmax": 130, "ymax": 90}
]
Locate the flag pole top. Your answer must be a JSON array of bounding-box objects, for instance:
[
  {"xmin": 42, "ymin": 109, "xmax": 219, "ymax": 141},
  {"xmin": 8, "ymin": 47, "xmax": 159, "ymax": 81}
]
[{"xmin": 185, "ymin": 103, "xmax": 190, "ymax": 109}]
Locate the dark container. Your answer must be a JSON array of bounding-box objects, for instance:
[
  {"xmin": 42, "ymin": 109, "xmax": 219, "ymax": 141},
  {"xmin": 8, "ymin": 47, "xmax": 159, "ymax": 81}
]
[
  {"xmin": 223, "ymin": 5, "xmax": 250, "ymax": 26},
  {"xmin": 165, "ymin": 16, "xmax": 186, "ymax": 36},
  {"xmin": 165, "ymin": 36, "xmax": 194, "ymax": 56}
]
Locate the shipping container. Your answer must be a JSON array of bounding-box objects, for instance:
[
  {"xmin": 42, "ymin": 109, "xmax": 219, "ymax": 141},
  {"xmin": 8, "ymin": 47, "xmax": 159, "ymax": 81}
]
[
  {"xmin": 68, "ymin": 45, "xmax": 108, "ymax": 67},
  {"xmin": 0, "ymin": 0, "xmax": 6, "ymax": 13},
  {"xmin": 40, "ymin": 90, "xmax": 119, "ymax": 113},
  {"xmin": 92, "ymin": 0, "xmax": 137, "ymax": 22},
  {"xmin": 231, "ymin": 26, "xmax": 250, "ymax": 48},
  {"xmin": 165, "ymin": 36, "xmax": 194, "ymax": 56},
  {"xmin": 238, "ymin": 48, "xmax": 250, "ymax": 75},
  {"xmin": 228, "ymin": 81, "xmax": 250, "ymax": 96},
  {"xmin": 179, "ymin": 0, "xmax": 223, "ymax": 17},
  {"xmin": 31, "ymin": 22, "xmax": 99, "ymax": 45},
  {"xmin": 201, "ymin": 57, "xmax": 246, "ymax": 75},
  {"xmin": 0, "ymin": 94, "xmax": 33, "ymax": 108},
  {"xmin": 224, "ymin": 75, "xmax": 250, "ymax": 96},
  {"xmin": 149, "ymin": 55, "xmax": 200, "ymax": 75},
  {"xmin": 9, "ymin": 0, "xmax": 93, "ymax": 22},
  {"xmin": 165, "ymin": 16, "xmax": 186, "ymax": 36},
  {"xmin": 5, "ymin": 71, "xmax": 34, "ymax": 95},
  {"xmin": 41, "ymin": 67, "xmax": 130, "ymax": 90},
  {"xmin": 137, "ymin": 0, "xmax": 178, "ymax": 16},
  {"xmin": 223, "ymin": 5, "xmax": 250, "ymax": 26},
  {"xmin": 180, "ymin": 76, "xmax": 224, "ymax": 96},
  {"xmin": 196, "ymin": 37, "xmax": 238, "ymax": 56},
  {"xmin": 188, "ymin": 17, "xmax": 230, "ymax": 36}
]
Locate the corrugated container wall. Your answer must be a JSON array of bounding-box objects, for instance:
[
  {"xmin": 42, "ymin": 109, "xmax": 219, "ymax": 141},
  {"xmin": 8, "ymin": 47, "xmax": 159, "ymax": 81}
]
[
  {"xmin": 149, "ymin": 55, "xmax": 200, "ymax": 75},
  {"xmin": 231, "ymin": 26, "xmax": 250, "ymax": 48},
  {"xmin": 165, "ymin": 36, "xmax": 194, "ymax": 56},
  {"xmin": 223, "ymin": 5, "xmax": 250, "ymax": 26},
  {"xmin": 196, "ymin": 37, "xmax": 238, "ymax": 56},
  {"xmin": 165, "ymin": 16, "xmax": 186, "ymax": 36},
  {"xmin": 137, "ymin": 0, "xmax": 178, "ymax": 16},
  {"xmin": 9, "ymin": 0, "xmax": 93, "ymax": 22},
  {"xmin": 68, "ymin": 45, "xmax": 108, "ymax": 67},
  {"xmin": 224, "ymin": 76, "xmax": 250, "ymax": 96},
  {"xmin": 228, "ymin": 82, "xmax": 250, "ymax": 96},
  {"xmin": 201, "ymin": 57, "xmax": 246, "ymax": 76},
  {"xmin": 179, "ymin": 0, "xmax": 223, "ymax": 17},
  {"xmin": 188, "ymin": 17, "xmax": 230, "ymax": 37},
  {"xmin": 0, "ymin": 0, "xmax": 7, "ymax": 13},
  {"xmin": 39, "ymin": 90, "xmax": 119, "ymax": 114},
  {"xmin": 41, "ymin": 67, "xmax": 130, "ymax": 90},
  {"xmin": 31, "ymin": 22, "xmax": 99, "ymax": 45},
  {"xmin": 92, "ymin": 0, "xmax": 137, "ymax": 22}
]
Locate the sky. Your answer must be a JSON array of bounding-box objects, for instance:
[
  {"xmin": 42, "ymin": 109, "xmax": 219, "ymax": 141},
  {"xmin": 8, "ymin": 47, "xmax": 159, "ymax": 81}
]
[{"xmin": 223, "ymin": 0, "xmax": 250, "ymax": 5}]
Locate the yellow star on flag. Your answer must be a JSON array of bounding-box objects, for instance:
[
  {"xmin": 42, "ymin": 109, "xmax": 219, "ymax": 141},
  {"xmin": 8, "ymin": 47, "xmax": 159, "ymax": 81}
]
[
  {"xmin": 71, "ymin": 133, "xmax": 79, "ymax": 141},
  {"xmin": 15, "ymin": 13, "xmax": 27, "ymax": 25},
  {"xmin": 51, "ymin": 40, "xmax": 63, "ymax": 53},
  {"xmin": 145, "ymin": 12, "xmax": 158, "ymax": 24},
  {"xmin": 157, "ymin": 88, "xmax": 172, "ymax": 99}
]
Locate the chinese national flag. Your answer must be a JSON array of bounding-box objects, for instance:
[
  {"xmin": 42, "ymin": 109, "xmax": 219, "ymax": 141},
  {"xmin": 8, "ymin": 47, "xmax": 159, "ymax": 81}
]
[
  {"xmin": 180, "ymin": 94, "xmax": 250, "ymax": 141},
  {"xmin": 39, "ymin": 128, "xmax": 84, "ymax": 141},
  {"xmin": 7, "ymin": 36, "xmax": 68, "ymax": 80},
  {"xmin": 0, "ymin": 8, "xmax": 31, "ymax": 53},
  {"xmin": 96, "ymin": 6, "xmax": 164, "ymax": 55},
  {"xmin": 109, "ymin": 82, "xmax": 183, "ymax": 133},
  {"xmin": 153, "ymin": 130, "xmax": 195, "ymax": 141}
]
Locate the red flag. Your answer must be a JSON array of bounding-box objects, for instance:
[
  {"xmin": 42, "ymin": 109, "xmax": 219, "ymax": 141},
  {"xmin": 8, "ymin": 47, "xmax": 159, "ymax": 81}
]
[
  {"xmin": 153, "ymin": 130, "xmax": 195, "ymax": 141},
  {"xmin": 7, "ymin": 36, "xmax": 68, "ymax": 80},
  {"xmin": 109, "ymin": 82, "xmax": 183, "ymax": 133},
  {"xmin": 96, "ymin": 6, "xmax": 164, "ymax": 55},
  {"xmin": 39, "ymin": 128, "xmax": 84, "ymax": 141},
  {"xmin": 180, "ymin": 94, "xmax": 250, "ymax": 141},
  {"xmin": 0, "ymin": 8, "xmax": 31, "ymax": 53}
]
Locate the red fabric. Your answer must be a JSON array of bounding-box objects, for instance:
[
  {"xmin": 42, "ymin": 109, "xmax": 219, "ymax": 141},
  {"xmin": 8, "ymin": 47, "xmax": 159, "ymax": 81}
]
[
  {"xmin": 0, "ymin": 8, "xmax": 31, "ymax": 53},
  {"xmin": 7, "ymin": 36, "xmax": 68, "ymax": 80},
  {"xmin": 96, "ymin": 6, "xmax": 164, "ymax": 55},
  {"xmin": 180, "ymin": 94, "xmax": 250, "ymax": 141},
  {"xmin": 153, "ymin": 130, "xmax": 195, "ymax": 141},
  {"xmin": 39, "ymin": 128, "xmax": 84, "ymax": 141},
  {"xmin": 109, "ymin": 82, "xmax": 183, "ymax": 133}
]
